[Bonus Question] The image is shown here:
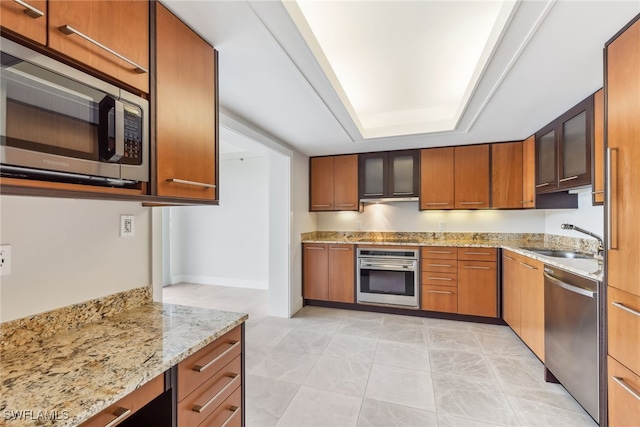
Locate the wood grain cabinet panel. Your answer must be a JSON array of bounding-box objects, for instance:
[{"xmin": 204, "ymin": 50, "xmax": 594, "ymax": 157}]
[
  {"xmin": 421, "ymin": 246, "xmax": 457, "ymax": 260},
  {"xmin": 592, "ymin": 88, "xmax": 604, "ymax": 205},
  {"xmin": 199, "ymin": 386, "xmax": 242, "ymax": 427},
  {"xmin": 420, "ymin": 147, "xmax": 454, "ymax": 210},
  {"xmin": 303, "ymin": 244, "xmax": 329, "ymax": 301},
  {"xmin": 608, "ymin": 286, "xmax": 640, "ymax": 376},
  {"xmin": 491, "ymin": 141, "xmax": 523, "ymax": 209},
  {"xmin": 519, "ymin": 257, "xmax": 544, "ymax": 361},
  {"xmin": 454, "ymin": 145, "xmax": 490, "ymax": 209},
  {"xmin": 48, "ymin": 0, "xmax": 149, "ymax": 93},
  {"xmin": 502, "ymin": 251, "xmax": 522, "ymax": 335},
  {"xmin": 310, "ymin": 157, "xmax": 335, "ymax": 211},
  {"xmin": 608, "ymin": 355, "xmax": 640, "ymax": 427},
  {"xmin": 458, "ymin": 248, "xmax": 497, "ymax": 262},
  {"xmin": 155, "ymin": 3, "xmax": 217, "ymax": 201},
  {"xmin": 309, "ymin": 155, "xmax": 358, "ymax": 211},
  {"xmin": 328, "ymin": 244, "xmax": 355, "ymax": 303},
  {"xmin": 522, "ymin": 135, "xmax": 536, "ymax": 208},
  {"xmin": 0, "ymin": 0, "xmax": 47, "ymax": 45},
  {"xmin": 421, "ymin": 285, "xmax": 457, "ymax": 314},
  {"xmin": 458, "ymin": 260, "xmax": 497, "ymax": 317}
]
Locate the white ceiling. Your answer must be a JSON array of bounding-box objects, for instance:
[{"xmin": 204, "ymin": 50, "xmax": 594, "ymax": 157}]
[{"xmin": 163, "ymin": 0, "xmax": 640, "ymax": 157}]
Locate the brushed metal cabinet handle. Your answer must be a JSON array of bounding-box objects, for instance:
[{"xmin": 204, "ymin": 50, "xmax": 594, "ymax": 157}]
[
  {"xmin": 427, "ymin": 264, "xmax": 453, "ymax": 268},
  {"xmin": 330, "ymin": 247, "xmax": 350, "ymax": 251},
  {"xmin": 503, "ymin": 255, "xmax": 515, "ymax": 261},
  {"xmin": 193, "ymin": 341, "xmax": 240, "ymax": 372},
  {"xmin": 612, "ymin": 376, "xmax": 640, "ymax": 401},
  {"xmin": 427, "ymin": 290, "xmax": 453, "ymax": 295},
  {"xmin": 335, "ymin": 203, "xmax": 355, "ymax": 207},
  {"xmin": 520, "ymin": 262, "xmax": 537, "ymax": 270},
  {"xmin": 221, "ymin": 406, "xmax": 241, "ymax": 427},
  {"xmin": 167, "ymin": 178, "xmax": 216, "ymax": 189},
  {"xmin": 313, "ymin": 204, "xmax": 332, "ymax": 207},
  {"xmin": 425, "ymin": 202, "xmax": 451, "ymax": 206},
  {"xmin": 192, "ymin": 374, "xmax": 239, "ymax": 413},
  {"xmin": 59, "ymin": 25, "xmax": 149, "ymax": 73},
  {"xmin": 612, "ymin": 302, "xmax": 640, "ymax": 318},
  {"xmin": 464, "ymin": 266, "xmax": 491, "ymax": 270},
  {"xmin": 305, "ymin": 247, "xmax": 325, "ymax": 250},
  {"xmin": 607, "ymin": 148, "xmax": 618, "ymax": 250},
  {"xmin": 559, "ymin": 175, "xmax": 579, "ymax": 182},
  {"xmin": 13, "ymin": 0, "xmax": 44, "ymax": 18},
  {"xmin": 427, "ymin": 277, "xmax": 453, "ymax": 281},
  {"xmin": 536, "ymin": 183, "xmax": 550, "ymax": 188},
  {"xmin": 427, "ymin": 250, "xmax": 453, "ymax": 254},
  {"xmin": 104, "ymin": 407, "xmax": 131, "ymax": 427},
  {"xmin": 464, "ymin": 252, "xmax": 491, "ymax": 255},
  {"xmin": 591, "ymin": 191, "xmax": 604, "ymax": 195},
  {"xmin": 459, "ymin": 201, "xmax": 485, "ymax": 205}
]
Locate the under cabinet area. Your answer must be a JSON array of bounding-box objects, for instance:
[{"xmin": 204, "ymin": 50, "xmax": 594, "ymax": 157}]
[
  {"xmin": 303, "ymin": 243, "xmax": 355, "ymax": 303},
  {"xmin": 309, "ymin": 155, "xmax": 359, "ymax": 211}
]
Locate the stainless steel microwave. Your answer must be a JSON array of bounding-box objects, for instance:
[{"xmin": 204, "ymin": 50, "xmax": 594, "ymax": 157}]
[{"xmin": 0, "ymin": 37, "xmax": 149, "ymax": 186}]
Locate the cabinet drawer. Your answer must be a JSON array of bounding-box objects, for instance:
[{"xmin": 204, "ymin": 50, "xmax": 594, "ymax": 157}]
[
  {"xmin": 422, "ymin": 285, "xmax": 457, "ymax": 313},
  {"xmin": 608, "ymin": 356, "xmax": 640, "ymax": 427},
  {"xmin": 199, "ymin": 386, "xmax": 242, "ymax": 427},
  {"xmin": 178, "ymin": 326, "xmax": 242, "ymax": 401},
  {"xmin": 458, "ymin": 248, "xmax": 497, "ymax": 261},
  {"xmin": 422, "ymin": 260, "xmax": 457, "ymax": 273},
  {"xmin": 81, "ymin": 374, "xmax": 164, "ymax": 427},
  {"xmin": 608, "ymin": 287, "xmax": 640, "ymax": 375},
  {"xmin": 422, "ymin": 272, "xmax": 457, "ymax": 286},
  {"xmin": 421, "ymin": 247, "xmax": 457, "ymax": 260},
  {"xmin": 178, "ymin": 355, "xmax": 241, "ymax": 427}
]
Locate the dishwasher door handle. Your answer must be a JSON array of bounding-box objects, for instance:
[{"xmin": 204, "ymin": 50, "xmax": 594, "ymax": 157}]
[{"xmin": 543, "ymin": 272, "xmax": 597, "ymax": 298}]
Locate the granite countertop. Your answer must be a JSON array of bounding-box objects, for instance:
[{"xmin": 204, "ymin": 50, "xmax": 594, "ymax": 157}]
[
  {"xmin": 302, "ymin": 232, "xmax": 602, "ymax": 281},
  {"xmin": 0, "ymin": 303, "xmax": 247, "ymax": 426}
]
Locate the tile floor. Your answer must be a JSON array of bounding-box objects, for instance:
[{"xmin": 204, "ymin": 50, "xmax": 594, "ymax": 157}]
[{"xmin": 163, "ymin": 283, "xmax": 597, "ymax": 427}]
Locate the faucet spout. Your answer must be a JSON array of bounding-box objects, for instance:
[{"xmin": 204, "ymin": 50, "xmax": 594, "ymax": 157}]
[{"xmin": 561, "ymin": 223, "xmax": 604, "ymax": 260}]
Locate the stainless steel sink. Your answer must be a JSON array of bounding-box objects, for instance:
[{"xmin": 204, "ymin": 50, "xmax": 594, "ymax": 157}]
[{"xmin": 521, "ymin": 248, "xmax": 595, "ymax": 259}]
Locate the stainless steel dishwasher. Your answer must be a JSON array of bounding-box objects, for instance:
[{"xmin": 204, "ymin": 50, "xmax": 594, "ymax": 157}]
[{"xmin": 544, "ymin": 265, "xmax": 599, "ymax": 423}]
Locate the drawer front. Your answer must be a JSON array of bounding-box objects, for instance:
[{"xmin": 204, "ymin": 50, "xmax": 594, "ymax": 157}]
[
  {"xmin": 608, "ymin": 286, "xmax": 640, "ymax": 375},
  {"xmin": 422, "ymin": 285, "xmax": 457, "ymax": 313},
  {"xmin": 178, "ymin": 355, "xmax": 241, "ymax": 427},
  {"xmin": 421, "ymin": 272, "xmax": 457, "ymax": 287},
  {"xmin": 421, "ymin": 246, "xmax": 457, "ymax": 260},
  {"xmin": 458, "ymin": 247, "xmax": 497, "ymax": 261},
  {"xmin": 81, "ymin": 374, "xmax": 164, "ymax": 427},
  {"xmin": 608, "ymin": 356, "xmax": 640, "ymax": 427},
  {"xmin": 422, "ymin": 260, "xmax": 458, "ymax": 273},
  {"xmin": 199, "ymin": 386, "xmax": 242, "ymax": 427},
  {"xmin": 178, "ymin": 326, "xmax": 242, "ymax": 401}
]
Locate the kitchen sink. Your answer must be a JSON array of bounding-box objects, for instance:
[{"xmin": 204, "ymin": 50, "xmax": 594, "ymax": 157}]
[{"xmin": 521, "ymin": 248, "xmax": 596, "ymax": 259}]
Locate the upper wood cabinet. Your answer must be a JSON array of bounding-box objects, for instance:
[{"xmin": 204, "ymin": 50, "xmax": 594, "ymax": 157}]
[
  {"xmin": 593, "ymin": 88, "xmax": 604, "ymax": 205},
  {"xmin": 0, "ymin": 0, "xmax": 47, "ymax": 45},
  {"xmin": 310, "ymin": 155, "xmax": 358, "ymax": 211},
  {"xmin": 359, "ymin": 150, "xmax": 419, "ymax": 200},
  {"xmin": 454, "ymin": 144, "xmax": 490, "ymax": 209},
  {"xmin": 522, "ymin": 135, "xmax": 536, "ymax": 208},
  {"xmin": 154, "ymin": 3, "xmax": 217, "ymax": 201},
  {"xmin": 491, "ymin": 141, "xmax": 523, "ymax": 209},
  {"xmin": 535, "ymin": 94, "xmax": 593, "ymax": 193},
  {"xmin": 48, "ymin": 1, "xmax": 150, "ymax": 94},
  {"xmin": 420, "ymin": 147, "xmax": 454, "ymax": 209}
]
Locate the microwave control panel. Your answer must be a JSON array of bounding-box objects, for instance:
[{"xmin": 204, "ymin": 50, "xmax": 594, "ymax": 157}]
[{"xmin": 121, "ymin": 106, "xmax": 143, "ymax": 165}]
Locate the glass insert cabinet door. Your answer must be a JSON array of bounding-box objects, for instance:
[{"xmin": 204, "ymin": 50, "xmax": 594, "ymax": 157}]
[{"xmin": 359, "ymin": 150, "xmax": 419, "ymax": 199}]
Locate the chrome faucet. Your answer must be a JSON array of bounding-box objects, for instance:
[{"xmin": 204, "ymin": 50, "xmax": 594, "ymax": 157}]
[{"xmin": 561, "ymin": 224, "xmax": 604, "ymax": 261}]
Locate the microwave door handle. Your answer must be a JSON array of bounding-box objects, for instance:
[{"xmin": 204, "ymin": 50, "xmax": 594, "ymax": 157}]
[
  {"xmin": 98, "ymin": 96, "xmax": 124, "ymax": 162},
  {"xmin": 113, "ymin": 100, "xmax": 124, "ymax": 162}
]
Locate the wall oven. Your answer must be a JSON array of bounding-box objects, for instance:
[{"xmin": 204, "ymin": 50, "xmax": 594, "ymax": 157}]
[
  {"xmin": 0, "ymin": 37, "xmax": 149, "ymax": 187},
  {"xmin": 357, "ymin": 248, "xmax": 419, "ymax": 308}
]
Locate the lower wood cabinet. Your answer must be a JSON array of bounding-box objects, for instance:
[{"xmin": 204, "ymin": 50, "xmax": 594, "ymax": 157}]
[
  {"xmin": 421, "ymin": 285, "xmax": 457, "ymax": 314},
  {"xmin": 458, "ymin": 260, "xmax": 497, "ymax": 317},
  {"xmin": 303, "ymin": 243, "xmax": 355, "ymax": 303},
  {"xmin": 501, "ymin": 250, "xmax": 544, "ymax": 361},
  {"xmin": 608, "ymin": 355, "xmax": 640, "ymax": 427}
]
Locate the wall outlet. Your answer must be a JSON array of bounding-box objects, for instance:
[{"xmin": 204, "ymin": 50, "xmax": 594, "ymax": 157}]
[
  {"xmin": 0, "ymin": 244, "xmax": 12, "ymax": 276},
  {"xmin": 356, "ymin": 221, "xmax": 363, "ymax": 230},
  {"xmin": 120, "ymin": 215, "xmax": 135, "ymax": 237},
  {"xmin": 438, "ymin": 221, "xmax": 446, "ymax": 231}
]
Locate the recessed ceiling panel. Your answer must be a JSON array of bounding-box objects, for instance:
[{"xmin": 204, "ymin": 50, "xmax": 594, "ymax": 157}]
[{"xmin": 285, "ymin": 0, "xmax": 517, "ymax": 139}]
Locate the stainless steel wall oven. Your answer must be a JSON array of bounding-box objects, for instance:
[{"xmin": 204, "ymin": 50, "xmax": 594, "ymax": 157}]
[{"xmin": 357, "ymin": 248, "xmax": 419, "ymax": 308}]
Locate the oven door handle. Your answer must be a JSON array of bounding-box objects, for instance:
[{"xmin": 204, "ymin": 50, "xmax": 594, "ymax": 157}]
[{"xmin": 360, "ymin": 262, "xmax": 415, "ymax": 271}]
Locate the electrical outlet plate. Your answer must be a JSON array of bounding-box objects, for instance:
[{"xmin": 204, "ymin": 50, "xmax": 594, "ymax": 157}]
[
  {"xmin": 438, "ymin": 221, "xmax": 446, "ymax": 231},
  {"xmin": 0, "ymin": 244, "xmax": 12, "ymax": 276},
  {"xmin": 120, "ymin": 215, "xmax": 134, "ymax": 237}
]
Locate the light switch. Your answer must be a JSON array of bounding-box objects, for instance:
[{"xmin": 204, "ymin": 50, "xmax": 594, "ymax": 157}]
[{"xmin": 120, "ymin": 215, "xmax": 135, "ymax": 237}]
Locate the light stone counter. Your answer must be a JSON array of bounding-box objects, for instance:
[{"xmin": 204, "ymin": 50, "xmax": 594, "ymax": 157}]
[
  {"xmin": 302, "ymin": 231, "xmax": 602, "ymax": 281},
  {"xmin": 0, "ymin": 303, "xmax": 247, "ymax": 426}
]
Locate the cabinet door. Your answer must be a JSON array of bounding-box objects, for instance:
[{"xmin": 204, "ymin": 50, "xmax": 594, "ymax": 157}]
[
  {"xmin": 328, "ymin": 244, "xmax": 355, "ymax": 303},
  {"xmin": 155, "ymin": 4, "xmax": 217, "ymax": 201},
  {"xmin": 519, "ymin": 257, "xmax": 544, "ymax": 361},
  {"xmin": 310, "ymin": 157, "xmax": 335, "ymax": 211},
  {"xmin": 535, "ymin": 127, "xmax": 557, "ymax": 193},
  {"xmin": 359, "ymin": 152, "xmax": 388, "ymax": 199},
  {"xmin": 303, "ymin": 244, "xmax": 329, "ymax": 300},
  {"xmin": 333, "ymin": 155, "xmax": 359, "ymax": 211},
  {"xmin": 607, "ymin": 17, "xmax": 640, "ymax": 297},
  {"xmin": 558, "ymin": 100, "xmax": 592, "ymax": 190},
  {"xmin": 608, "ymin": 356, "xmax": 640, "ymax": 427},
  {"xmin": 48, "ymin": 1, "xmax": 149, "ymax": 93},
  {"xmin": 458, "ymin": 260, "xmax": 497, "ymax": 317},
  {"xmin": 0, "ymin": 0, "xmax": 46, "ymax": 45},
  {"xmin": 422, "ymin": 285, "xmax": 457, "ymax": 313},
  {"xmin": 522, "ymin": 135, "xmax": 536, "ymax": 208},
  {"xmin": 420, "ymin": 148, "xmax": 454, "ymax": 210},
  {"xmin": 608, "ymin": 286, "xmax": 640, "ymax": 376},
  {"xmin": 502, "ymin": 251, "xmax": 521, "ymax": 335},
  {"xmin": 388, "ymin": 150, "xmax": 419, "ymax": 198},
  {"xmin": 592, "ymin": 89, "xmax": 604, "ymax": 205},
  {"xmin": 454, "ymin": 145, "xmax": 490, "ymax": 209},
  {"xmin": 491, "ymin": 142, "xmax": 523, "ymax": 209}
]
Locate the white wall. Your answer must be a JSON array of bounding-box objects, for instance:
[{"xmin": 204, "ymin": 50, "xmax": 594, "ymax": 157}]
[
  {"xmin": 170, "ymin": 155, "xmax": 269, "ymax": 289},
  {"xmin": 0, "ymin": 196, "xmax": 151, "ymax": 322},
  {"xmin": 317, "ymin": 202, "xmax": 547, "ymax": 233},
  {"xmin": 544, "ymin": 190, "xmax": 604, "ymax": 238}
]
